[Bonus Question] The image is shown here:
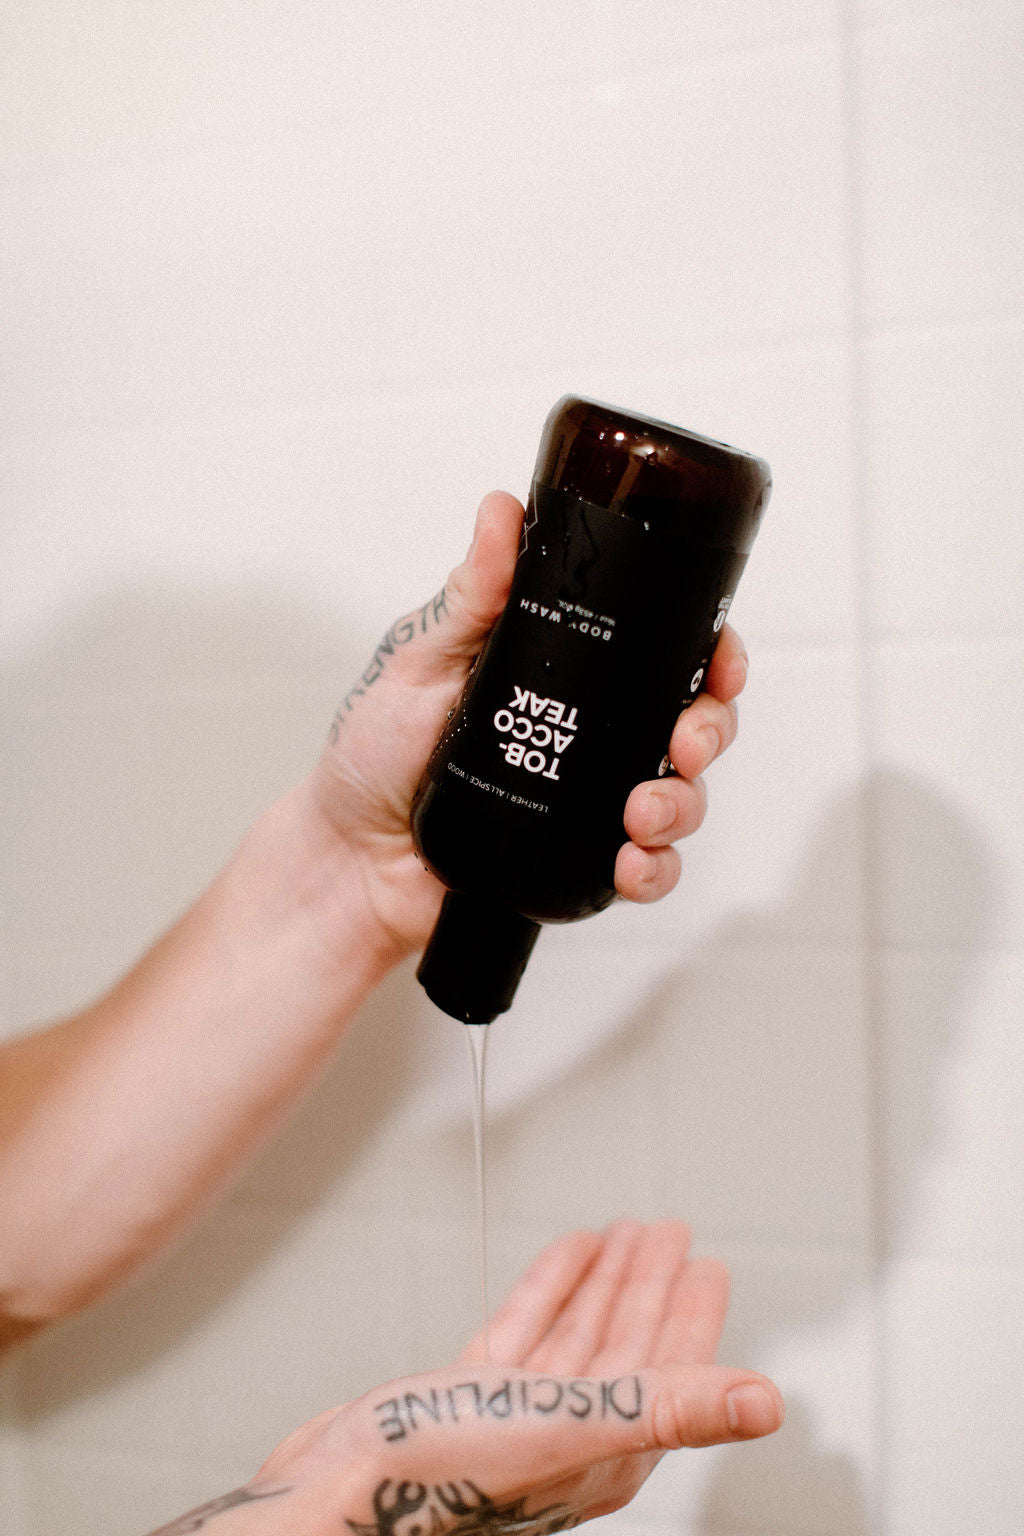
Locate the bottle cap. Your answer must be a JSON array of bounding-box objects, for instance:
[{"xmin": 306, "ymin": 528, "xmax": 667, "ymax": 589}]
[{"xmin": 417, "ymin": 890, "xmax": 542, "ymax": 1024}]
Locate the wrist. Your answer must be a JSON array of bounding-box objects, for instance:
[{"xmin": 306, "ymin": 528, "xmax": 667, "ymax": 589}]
[
  {"xmin": 243, "ymin": 1403, "xmax": 384, "ymax": 1536},
  {"xmin": 228, "ymin": 783, "xmax": 408, "ymax": 1000}
]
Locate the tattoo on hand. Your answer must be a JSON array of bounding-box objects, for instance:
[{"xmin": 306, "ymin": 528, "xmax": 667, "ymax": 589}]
[
  {"xmin": 146, "ymin": 1485, "xmax": 290, "ymax": 1534},
  {"xmin": 348, "ymin": 1479, "xmax": 579, "ymax": 1536},
  {"xmin": 374, "ymin": 1375, "xmax": 643, "ymax": 1443},
  {"xmin": 329, "ymin": 587, "xmax": 449, "ymax": 740}
]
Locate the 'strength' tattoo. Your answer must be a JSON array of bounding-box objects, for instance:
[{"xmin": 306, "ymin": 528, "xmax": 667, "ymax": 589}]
[
  {"xmin": 373, "ymin": 1374, "xmax": 643, "ymax": 1443},
  {"xmin": 145, "ymin": 1485, "xmax": 291, "ymax": 1534},
  {"xmin": 329, "ymin": 587, "xmax": 449, "ymax": 740},
  {"xmin": 347, "ymin": 1478, "xmax": 579, "ymax": 1536}
]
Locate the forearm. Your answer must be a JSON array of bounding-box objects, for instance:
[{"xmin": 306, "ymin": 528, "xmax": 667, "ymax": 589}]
[{"xmin": 0, "ymin": 782, "xmax": 398, "ymax": 1345}]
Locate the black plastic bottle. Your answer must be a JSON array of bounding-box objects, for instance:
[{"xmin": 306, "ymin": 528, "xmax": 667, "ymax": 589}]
[{"xmin": 412, "ymin": 395, "xmax": 771, "ymax": 1024}]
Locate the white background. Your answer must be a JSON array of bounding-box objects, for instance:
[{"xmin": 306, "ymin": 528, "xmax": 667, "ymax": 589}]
[{"xmin": 2, "ymin": 3, "xmax": 1022, "ymax": 1533}]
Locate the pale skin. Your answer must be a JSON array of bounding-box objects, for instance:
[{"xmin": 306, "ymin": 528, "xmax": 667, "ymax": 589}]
[
  {"xmin": 0, "ymin": 491, "xmax": 778, "ymax": 1530},
  {"xmin": 148, "ymin": 1222, "xmax": 783, "ymax": 1536}
]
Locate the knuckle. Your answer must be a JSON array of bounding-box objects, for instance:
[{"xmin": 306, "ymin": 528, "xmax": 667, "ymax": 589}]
[
  {"xmin": 665, "ymin": 779, "xmax": 706, "ymax": 841},
  {"xmin": 649, "ymin": 1384, "xmax": 680, "ymax": 1450},
  {"xmin": 650, "ymin": 1380, "xmax": 731, "ymax": 1451},
  {"xmin": 442, "ymin": 563, "xmax": 480, "ymax": 628},
  {"xmin": 647, "ymin": 844, "xmax": 679, "ymax": 891},
  {"xmin": 650, "ymin": 1384, "xmax": 697, "ymax": 1451}
]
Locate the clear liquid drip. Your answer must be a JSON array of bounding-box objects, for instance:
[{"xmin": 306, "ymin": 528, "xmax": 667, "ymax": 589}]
[{"xmin": 464, "ymin": 1023, "xmax": 490, "ymax": 1360}]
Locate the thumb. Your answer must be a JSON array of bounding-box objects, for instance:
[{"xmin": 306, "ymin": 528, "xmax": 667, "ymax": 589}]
[
  {"xmin": 356, "ymin": 1365, "xmax": 783, "ymax": 1481},
  {"xmin": 520, "ymin": 1365, "xmax": 784, "ymax": 1459},
  {"xmin": 431, "ymin": 491, "xmax": 524, "ymax": 667},
  {"xmin": 638, "ymin": 1364, "xmax": 785, "ymax": 1451}
]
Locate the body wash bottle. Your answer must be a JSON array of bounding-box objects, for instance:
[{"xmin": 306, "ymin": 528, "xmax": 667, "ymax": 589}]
[{"xmin": 412, "ymin": 395, "xmax": 771, "ymax": 1023}]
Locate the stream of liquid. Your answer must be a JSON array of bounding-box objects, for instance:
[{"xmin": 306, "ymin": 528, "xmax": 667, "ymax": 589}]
[{"xmin": 464, "ymin": 1023, "xmax": 491, "ymax": 1360}]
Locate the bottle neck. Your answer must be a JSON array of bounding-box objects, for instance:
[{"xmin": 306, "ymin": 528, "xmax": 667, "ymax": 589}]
[{"xmin": 416, "ymin": 890, "xmax": 542, "ymax": 1024}]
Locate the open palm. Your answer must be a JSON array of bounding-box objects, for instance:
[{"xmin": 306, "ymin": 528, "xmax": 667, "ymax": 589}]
[{"xmin": 232, "ymin": 1223, "xmax": 783, "ymax": 1536}]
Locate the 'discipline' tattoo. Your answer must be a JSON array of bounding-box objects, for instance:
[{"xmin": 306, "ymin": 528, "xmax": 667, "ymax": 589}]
[
  {"xmin": 328, "ymin": 587, "xmax": 449, "ymax": 741},
  {"xmin": 145, "ymin": 1484, "xmax": 291, "ymax": 1534},
  {"xmin": 347, "ymin": 1479, "xmax": 579, "ymax": 1536},
  {"xmin": 374, "ymin": 1374, "xmax": 643, "ymax": 1443}
]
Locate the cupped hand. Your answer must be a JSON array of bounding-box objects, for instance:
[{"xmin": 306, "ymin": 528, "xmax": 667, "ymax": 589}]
[
  {"xmin": 157, "ymin": 1222, "xmax": 781, "ymax": 1535},
  {"xmin": 304, "ymin": 494, "xmax": 750, "ymax": 958}
]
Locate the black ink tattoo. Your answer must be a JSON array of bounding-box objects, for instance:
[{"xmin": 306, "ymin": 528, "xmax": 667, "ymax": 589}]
[
  {"xmin": 347, "ymin": 1479, "xmax": 579, "ymax": 1536},
  {"xmin": 145, "ymin": 1485, "xmax": 291, "ymax": 1534},
  {"xmin": 373, "ymin": 1375, "xmax": 643, "ymax": 1443},
  {"xmin": 328, "ymin": 587, "xmax": 450, "ymax": 741}
]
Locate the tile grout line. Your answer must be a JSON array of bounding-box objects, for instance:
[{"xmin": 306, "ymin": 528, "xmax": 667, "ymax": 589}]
[{"xmin": 836, "ymin": 8, "xmax": 892, "ymax": 1534}]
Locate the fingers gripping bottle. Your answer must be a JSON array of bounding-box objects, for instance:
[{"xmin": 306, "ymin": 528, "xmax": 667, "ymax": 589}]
[{"xmin": 412, "ymin": 396, "xmax": 771, "ymax": 1024}]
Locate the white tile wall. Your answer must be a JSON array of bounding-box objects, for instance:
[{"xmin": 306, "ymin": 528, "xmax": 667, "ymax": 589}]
[
  {"xmin": 604, "ymin": 0, "xmax": 843, "ymax": 59},
  {"xmin": 871, "ymin": 642, "xmax": 1023, "ymax": 952},
  {"xmin": 3, "ymin": 673, "xmax": 340, "ymax": 1021},
  {"xmin": 880, "ymin": 950, "xmax": 1024, "ymax": 1264},
  {"xmin": 20, "ymin": 1442, "xmax": 236, "ymax": 1536},
  {"xmin": 883, "ymin": 1259, "xmax": 1024, "ymax": 1536},
  {"xmin": 646, "ymin": 946, "xmax": 873, "ymax": 1248},
  {"xmin": 854, "ymin": 16, "xmax": 1024, "ymax": 328},
  {"xmin": 856, "ymin": 0, "xmax": 1021, "ymax": 22},
  {"xmin": 861, "ymin": 319, "xmax": 1024, "ymax": 639},
  {"xmin": 2, "ymin": 4, "xmax": 1022, "ymax": 1536},
  {"xmin": 695, "ymin": 1245, "xmax": 880, "ymax": 1536}
]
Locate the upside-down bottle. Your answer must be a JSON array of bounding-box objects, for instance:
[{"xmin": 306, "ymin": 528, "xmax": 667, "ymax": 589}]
[{"xmin": 411, "ymin": 395, "xmax": 771, "ymax": 1023}]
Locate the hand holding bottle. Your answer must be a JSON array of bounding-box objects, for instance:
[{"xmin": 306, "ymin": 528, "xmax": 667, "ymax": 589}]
[{"xmin": 304, "ymin": 490, "xmax": 750, "ymax": 969}]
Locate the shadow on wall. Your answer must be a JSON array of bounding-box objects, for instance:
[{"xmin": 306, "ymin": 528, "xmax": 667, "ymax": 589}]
[
  {"xmin": 2, "ymin": 582, "xmax": 994, "ymax": 1536},
  {"xmin": 693, "ymin": 769, "xmax": 993, "ymax": 1536},
  {"xmin": 495, "ymin": 771, "xmax": 991, "ymax": 1536}
]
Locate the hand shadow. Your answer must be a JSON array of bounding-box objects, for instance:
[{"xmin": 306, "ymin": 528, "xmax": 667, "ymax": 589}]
[
  {"xmin": 631, "ymin": 771, "xmax": 991, "ymax": 1536},
  {"xmin": 476, "ymin": 770, "xmax": 992, "ymax": 1536}
]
